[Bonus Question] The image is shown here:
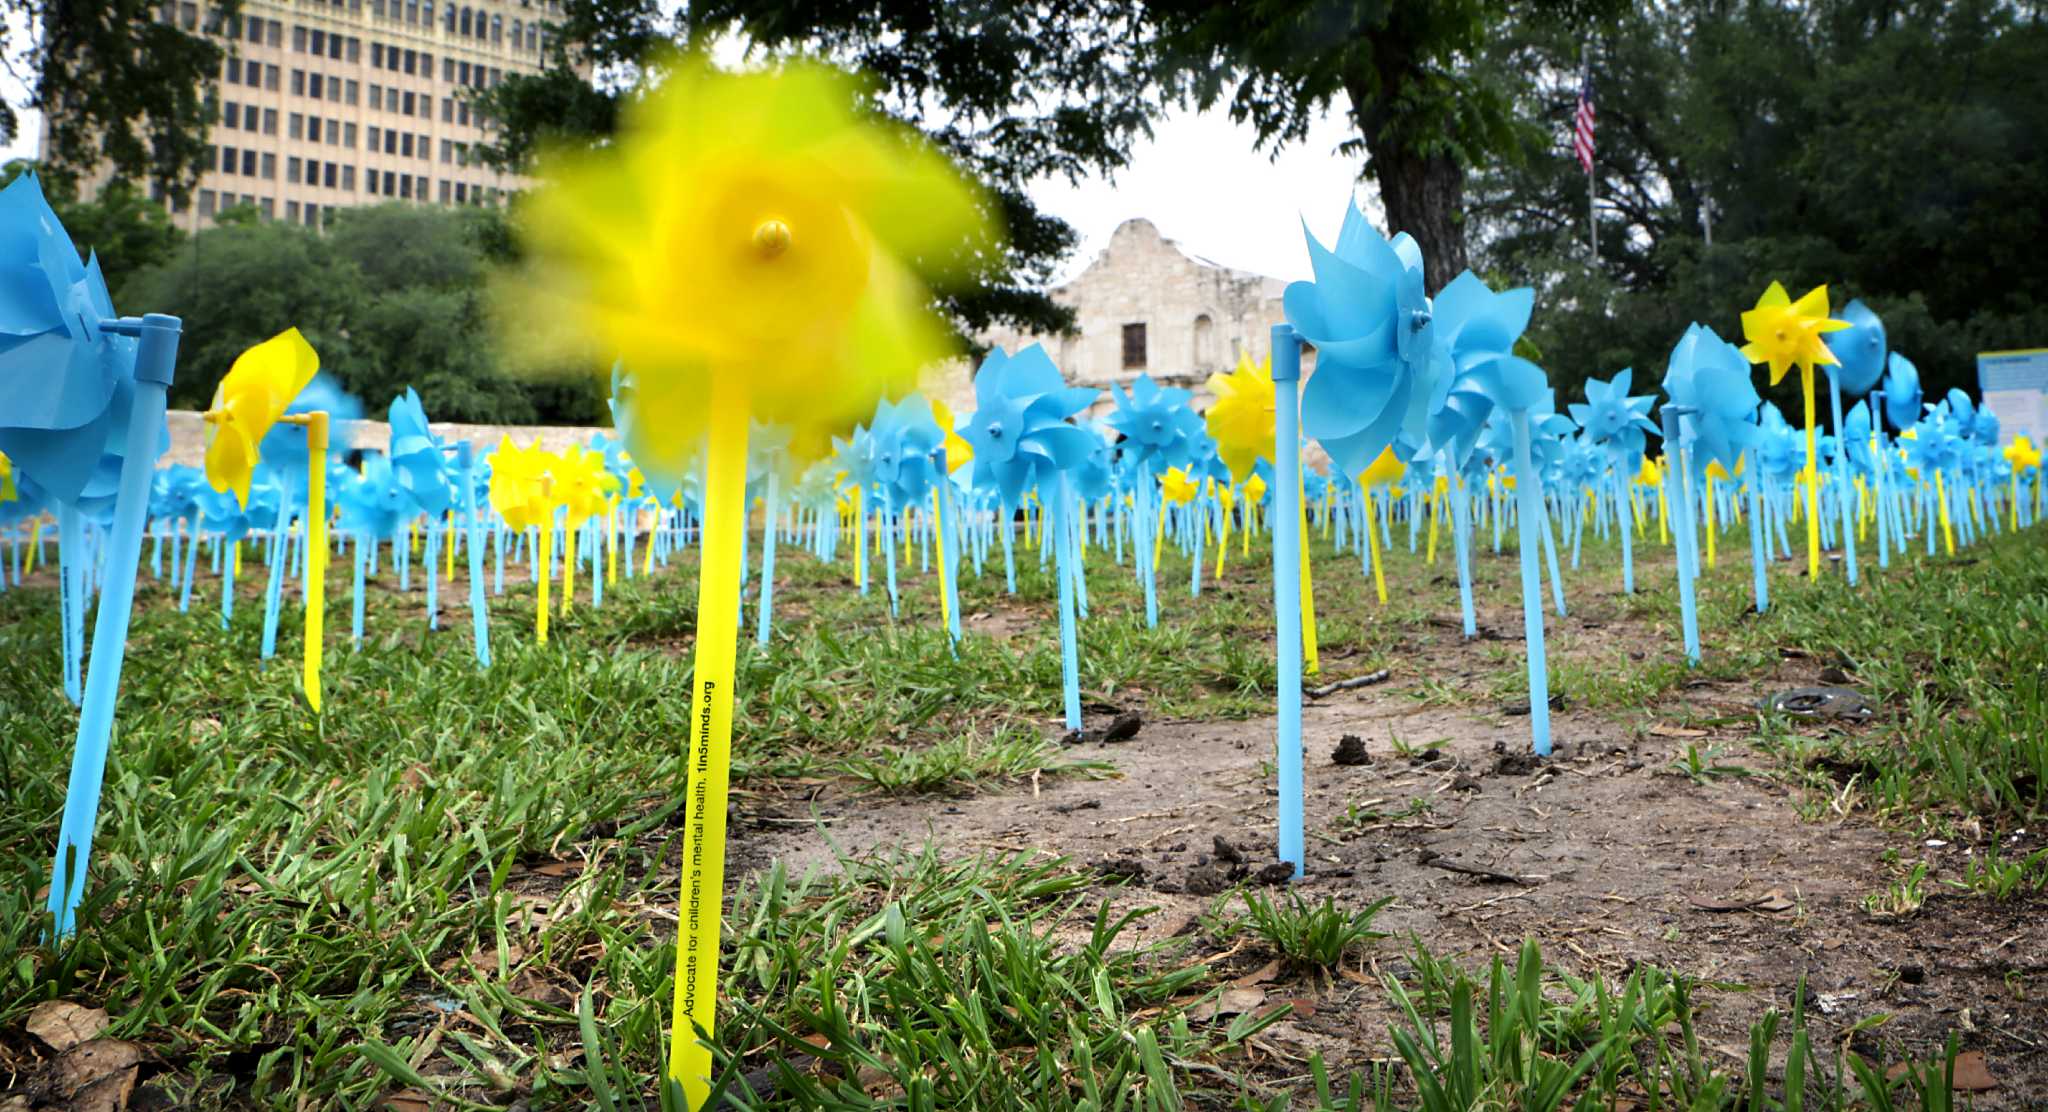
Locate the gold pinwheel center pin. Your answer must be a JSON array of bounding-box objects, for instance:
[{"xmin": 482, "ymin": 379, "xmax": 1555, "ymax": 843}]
[{"xmin": 753, "ymin": 219, "xmax": 792, "ymax": 259}]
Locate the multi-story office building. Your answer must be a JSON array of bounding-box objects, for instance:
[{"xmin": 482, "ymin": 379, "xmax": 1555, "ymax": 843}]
[{"xmin": 65, "ymin": 0, "xmax": 560, "ymax": 229}]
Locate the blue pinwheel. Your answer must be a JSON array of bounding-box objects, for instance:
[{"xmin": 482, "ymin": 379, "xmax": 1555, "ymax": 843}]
[
  {"xmin": 1567, "ymin": 368, "xmax": 1660, "ymax": 594},
  {"xmin": 1286, "ymin": 202, "xmax": 1438, "ymax": 476},
  {"xmin": 1663, "ymin": 322, "xmax": 1764, "ymax": 636},
  {"xmin": 0, "ymin": 172, "xmax": 186, "ymax": 937},
  {"xmin": 1104, "ymin": 372, "xmax": 1198, "ymax": 627},
  {"xmin": 961, "ymin": 344, "xmax": 1100, "ymax": 727}
]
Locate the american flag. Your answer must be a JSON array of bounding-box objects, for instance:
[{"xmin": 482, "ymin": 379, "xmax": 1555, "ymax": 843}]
[{"xmin": 1572, "ymin": 60, "xmax": 1597, "ymax": 174}]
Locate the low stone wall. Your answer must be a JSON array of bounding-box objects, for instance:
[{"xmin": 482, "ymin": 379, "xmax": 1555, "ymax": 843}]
[{"xmin": 161, "ymin": 410, "xmax": 609, "ymax": 470}]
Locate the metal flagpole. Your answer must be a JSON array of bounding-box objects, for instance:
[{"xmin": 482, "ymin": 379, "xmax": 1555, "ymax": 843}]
[{"xmin": 1583, "ymin": 43, "xmax": 1597, "ymax": 263}]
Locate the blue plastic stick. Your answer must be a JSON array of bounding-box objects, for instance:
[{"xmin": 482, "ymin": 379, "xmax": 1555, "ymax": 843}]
[
  {"xmin": 261, "ymin": 499, "xmax": 288, "ymax": 661},
  {"xmin": 425, "ymin": 520, "xmax": 440, "ymax": 630},
  {"xmin": 756, "ymin": 469, "xmax": 779, "ymax": 646},
  {"xmin": 1000, "ymin": 502, "xmax": 1017, "ymax": 594},
  {"xmin": 1445, "ymin": 454, "xmax": 1478, "ymax": 638},
  {"xmin": 460, "ymin": 445, "xmax": 490, "ymax": 668},
  {"xmin": 47, "ymin": 313, "xmax": 179, "ymax": 938},
  {"xmin": 59, "ymin": 503, "xmax": 82, "ymax": 704},
  {"xmin": 1614, "ymin": 470, "xmax": 1635, "ymax": 594},
  {"xmin": 938, "ymin": 464, "xmax": 961, "ymax": 644},
  {"xmin": 1271, "ymin": 324, "xmax": 1305, "ymax": 879},
  {"xmin": 1747, "ymin": 475, "xmax": 1769, "ymax": 614},
  {"xmin": 1662, "ymin": 407, "xmax": 1703, "ymax": 662},
  {"xmin": 1054, "ymin": 476, "xmax": 1082, "ymax": 731},
  {"xmin": 1540, "ymin": 495, "xmax": 1567, "ymax": 617},
  {"xmin": 1507, "ymin": 410, "xmax": 1553, "ymax": 757}
]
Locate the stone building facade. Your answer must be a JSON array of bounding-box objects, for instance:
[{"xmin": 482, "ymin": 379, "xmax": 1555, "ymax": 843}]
[{"xmin": 938, "ymin": 218, "xmax": 1310, "ymax": 416}]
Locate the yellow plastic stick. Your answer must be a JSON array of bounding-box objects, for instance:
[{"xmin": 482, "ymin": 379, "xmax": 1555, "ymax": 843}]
[
  {"xmin": 668, "ymin": 398, "xmax": 747, "ymax": 1106},
  {"xmin": 607, "ymin": 498, "xmax": 621, "ymax": 586},
  {"xmin": 1296, "ymin": 476, "xmax": 1319, "ymax": 676},
  {"xmin": 1363, "ymin": 487, "xmax": 1387, "ymax": 605},
  {"xmin": 1215, "ymin": 486, "xmax": 1231, "ymax": 581},
  {"xmin": 24, "ymin": 519, "xmax": 41, "ymax": 575},
  {"xmin": 1657, "ymin": 474, "xmax": 1669, "ymax": 546},
  {"xmin": 561, "ymin": 516, "xmax": 578, "ymax": 617},
  {"xmin": 1934, "ymin": 470, "xmax": 1955, "ymax": 556},
  {"xmin": 1704, "ymin": 475, "xmax": 1717, "ymax": 570},
  {"xmin": 1426, "ymin": 489, "xmax": 1441, "ymax": 566},
  {"xmin": 536, "ymin": 525, "xmax": 553, "ymax": 644},
  {"xmin": 854, "ymin": 487, "xmax": 866, "ymax": 591},
  {"xmin": 232, "ymin": 539, "xmax": 241, "ymax": 578},
  {"xmin": 276, "ymin": 412, "xmax": 328, "ymax": 711},
  {"xmin": 645, "ymin": 507, "xmax": 659, "ymax": 577},
  {"xmin": 445, "ymin": 511, "xmax": 457, "ymax": 580}
]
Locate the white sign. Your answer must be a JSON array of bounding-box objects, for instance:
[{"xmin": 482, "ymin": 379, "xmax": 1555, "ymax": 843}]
[{"xmin": 1978, "ymin": 349, "xmax": 2048, "ymax": 447}]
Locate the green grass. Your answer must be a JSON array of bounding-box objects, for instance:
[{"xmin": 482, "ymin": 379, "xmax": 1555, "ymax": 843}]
[{"xmin": 3, "ymin": 510, "xmax": 2036, "ymax": 1106}]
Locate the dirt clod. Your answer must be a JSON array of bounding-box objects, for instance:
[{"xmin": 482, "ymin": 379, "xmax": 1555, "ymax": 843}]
[
  {"xmin": 1212, "ymin": 835, "xmax": 1245, "ymax": 864},
  {"xmin": 1331, "ymin": 735, "xmax": 1372, "ymax": 766},
  {"xmin": 1252, "ymin": 862, "xmax": 1296, "ymax": 886}
]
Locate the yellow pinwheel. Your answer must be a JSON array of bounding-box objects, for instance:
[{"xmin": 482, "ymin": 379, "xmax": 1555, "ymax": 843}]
[
  {"xmin": 1740, "ymin": 283, "xmax": 1848, "ymax": 579},
  {"xmin": 203, "ymin": 329, "xmax": 328, "ymax": 710},
  {"xmin": 1361, "ymin": 445, "xmax": 1406, "ymax": 489},
  {"xmin": 2004, "ymin": 435, "xmax": 2040, "ymax": 529},
  {"xmin": 489, "ymin": 438, "xmax": 565, "ymax": 642},
  {"xmin": 500, "ymin": 60, "xmax": 998, "ymax": 1101},
  {"xmin": 1160, "ymin": 467, "xmax": 1198, "ymax": 505},
  {"xmin": 1205, "ymin": 353, "xmax": 1276, "ymax": 485},
  {"xmin": 930, "ymin": 398, "xmax": 973, "ymax": 473},
  {"xmin": 0, "ymin": 449, "xmax": 15, "ymax": 504},
  {"xmin": 500, "ymin": 57, "xmax": 994, "ymax": 455},
  {"xmin": 203, "ymin": 328, "xmax": 319, "ymax": 507}
]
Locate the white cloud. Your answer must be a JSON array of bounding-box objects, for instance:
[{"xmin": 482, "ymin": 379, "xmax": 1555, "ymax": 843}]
[{"xmin": 1026, "ymin": 102, "xmax": 1376, "ymax": 285}]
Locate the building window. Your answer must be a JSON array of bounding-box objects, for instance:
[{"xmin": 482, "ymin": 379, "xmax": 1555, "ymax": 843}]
[
  {"xmin": 1122, "ymin": 323, "xmax": 1147, "ymax": 370},
  {"xmin": 342, "ymin": 166, "xmax": 356, "ymax": 190},
  {"xmin": 367, "ymin": 125, "xmax": 380, "ymax": 148},
  {"xmin": 225, "ymin": 57, "xmax": 241, "ymax": 83},
  {"xmin": 454, "ymin": 182, "xmax": 466, "ymax": 204},
  {"xmin": 369, "ymin": 85, "xmax": 381, "ymax": 110},
  {"xmin": 305, "ymin": 203, "xmax": 319, "ymax": 227},
  {"xmin": 262, "ymin": 108, "xmax": 278, "ymax": 136},
  {"xmin": 247, "ymin": 16, "xmax": 263, "ymax": 44},
  {"xmin": 346, "ymin": 80, "xmax": 359, "ymax": 106},
  {"xmin": 403, "ymin": 49, "xmax": 417, "ymax": 75},
  {"xmin": 220, "ymin": 145, "xmax": 237, "ymax": 174},
  {"xmin": 329, "ymin": 35, "xmax": 343, "ymax": 61},
  {"xmin": 221, "ymin": 102, "xmax": 238, "ymax": 129},
  {"xmin": 440, "ymin": 97, "xmax": 452, "ymax": 123},
  {"xmin": 384, "ymin": 170, "xmax": 397, "ymax": 195},
  {"xmin": 402, "ymin": 91, "xmax": 415, "ymax": 116},
  {"xmin": 438, "ymin": 179, "xmax": 451, "ymax": 203},
  {"xmin": 268, "ymin": 20, "xmax": 281, "ymax": 47},
  {"xmin": 307, "ymin": 117, "xmax": 322, "ymax": 143},
  {"xmin": 1193, "ymin": 314, "xmax": 1216, "ymax": 368},
  {"xmin": 325, "ymin": 163, "xmax": 338, "ymax": 188},
  {"xmin": 288, "ymin": 157, "xmax": 302, "ymax": 184},
  {"xmin": 348, "ymin": 37, "xmax": 360, "ymax": 63},
  {"xmin": 400, "ymin": 133, "xmax": 413, "ymax": 158},
  {"xmin": 290, "ymin": 113, "xmax": 305, "ymax": 139},
  {"xmin": 241, "ymin": 150, "xmax": 257, "ymax": 176},
  {"xmin": 291, "ymin": 69, "xmax": 305, "ymax": 96},
  {"xmin": 294, "ymin": 25, "xmax": 309, "ymax": 51},
  {"xmin": 265, "ymin": 65, "xmax": 279, "ymax": 92},
  {"xmin": 310, "ymin": 29, "xmax": 325, "ymax": 55},
  {"xmin": 442, "ymin": 58, "xmax": 454, "ymax": 82},
  {"xmin": 385, "ymin": 130, "xmax": 397, "ymax": 154},
  {"xmin": 344, "ymin": 123, "xmax": 357, "ymax": 147},
  {"xmin": 199, "ymin": 189, "xmax": 217, "ymax": 216},
  {"xmin": 287, "ymin": 201, "xmax": 301, "ymax": 223},
  {"xmin": 261, "ymin": 152, "xmax": 277, "ymax": 180},
  {"xmin": 260, "ymin": 198, "xmax": 274, "ymax": 221}
]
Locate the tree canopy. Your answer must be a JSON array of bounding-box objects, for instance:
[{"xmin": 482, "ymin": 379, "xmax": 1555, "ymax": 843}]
[
  {"xmin": 121, "ymin": 204, "xmax": 607, "ymax": 426},
  {"xmin": 3, "ymin": 0, "xmax": 233, "ymax": 204},
  {"xmin": 1472, "ymin": 0, "xmax": 2048, "ymax": 412}
]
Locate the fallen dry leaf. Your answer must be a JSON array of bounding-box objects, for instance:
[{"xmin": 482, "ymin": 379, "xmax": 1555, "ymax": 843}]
[
  {"xmin": 1188, "ymin": 985, "xmax": 1266, "ymax": 1022},
  {"xmin": 531, "ymin": 860, "xmax": 584, "ymax": 878},
  {"xmin": 1231, "ymin": 958, "xmax": 1284, "ymax": 988},
  {"xmin": 49, "ymin": 1038, "xmax": 142, "ymax": 1112},
  {"xmin": 1890, "ymin": 1052, "xmax": 1997, "ymax": 1092},
  {"xmin": 380, "ymin": 1089, "xmax": 437, "ymax": 1112},
  {"xmin": 1649, "ymin": 723, "xmax": 1708, "ymax": 739},
  {"xmin": 1688, "ymin": 888, "xmax": 1794, "ymax": 913},
  {"xmin": 25, "ymin": 999, "xmax": 110, "ymax": 1052}
]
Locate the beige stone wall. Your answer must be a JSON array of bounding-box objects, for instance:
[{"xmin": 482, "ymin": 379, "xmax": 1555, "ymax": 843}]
[
  {"xmin": 936, "ymin": 217, "xmax": 1317, "ymax": 425},
  {"xmin": 161, "ymin": 409, "xmax": 605, "ymax": 469}
]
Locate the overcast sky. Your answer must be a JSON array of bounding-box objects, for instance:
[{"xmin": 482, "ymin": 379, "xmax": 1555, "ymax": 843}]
[{"xmin": 3, "ymin": 73, "xmax": 1373, "ymax": 285}]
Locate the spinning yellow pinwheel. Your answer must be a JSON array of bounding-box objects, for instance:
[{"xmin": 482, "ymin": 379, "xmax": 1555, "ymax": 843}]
[
  {"xmin": 500, "ymin": 57, "xmax": 993, "ymax": 1104},
  {"xmin": 1740, "ymin": 283, "xmax": 1847, "ymax": 579},
  {"xmin": 488, "ymin": 438, "xmax": 565, "ymax": 643}
]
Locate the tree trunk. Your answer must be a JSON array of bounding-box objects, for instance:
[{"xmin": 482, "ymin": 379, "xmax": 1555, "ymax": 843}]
[
  {"xmin": 1346, "ymin": 59, "xmax": 1471, "ymax": 296},
  {"xmin": 1371, "ymin": 146, "xmax": 1470, "ymax": 296}
]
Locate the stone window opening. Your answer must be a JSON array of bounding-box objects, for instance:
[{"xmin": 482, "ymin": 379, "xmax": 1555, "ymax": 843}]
[
  {"xmin": 1193, "ymin": 313, "xmax": 1215, "ymax": 370},
  {"xmin": 1121, "ymin": 322, "xmax": 1147, "ymax": 370}
]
